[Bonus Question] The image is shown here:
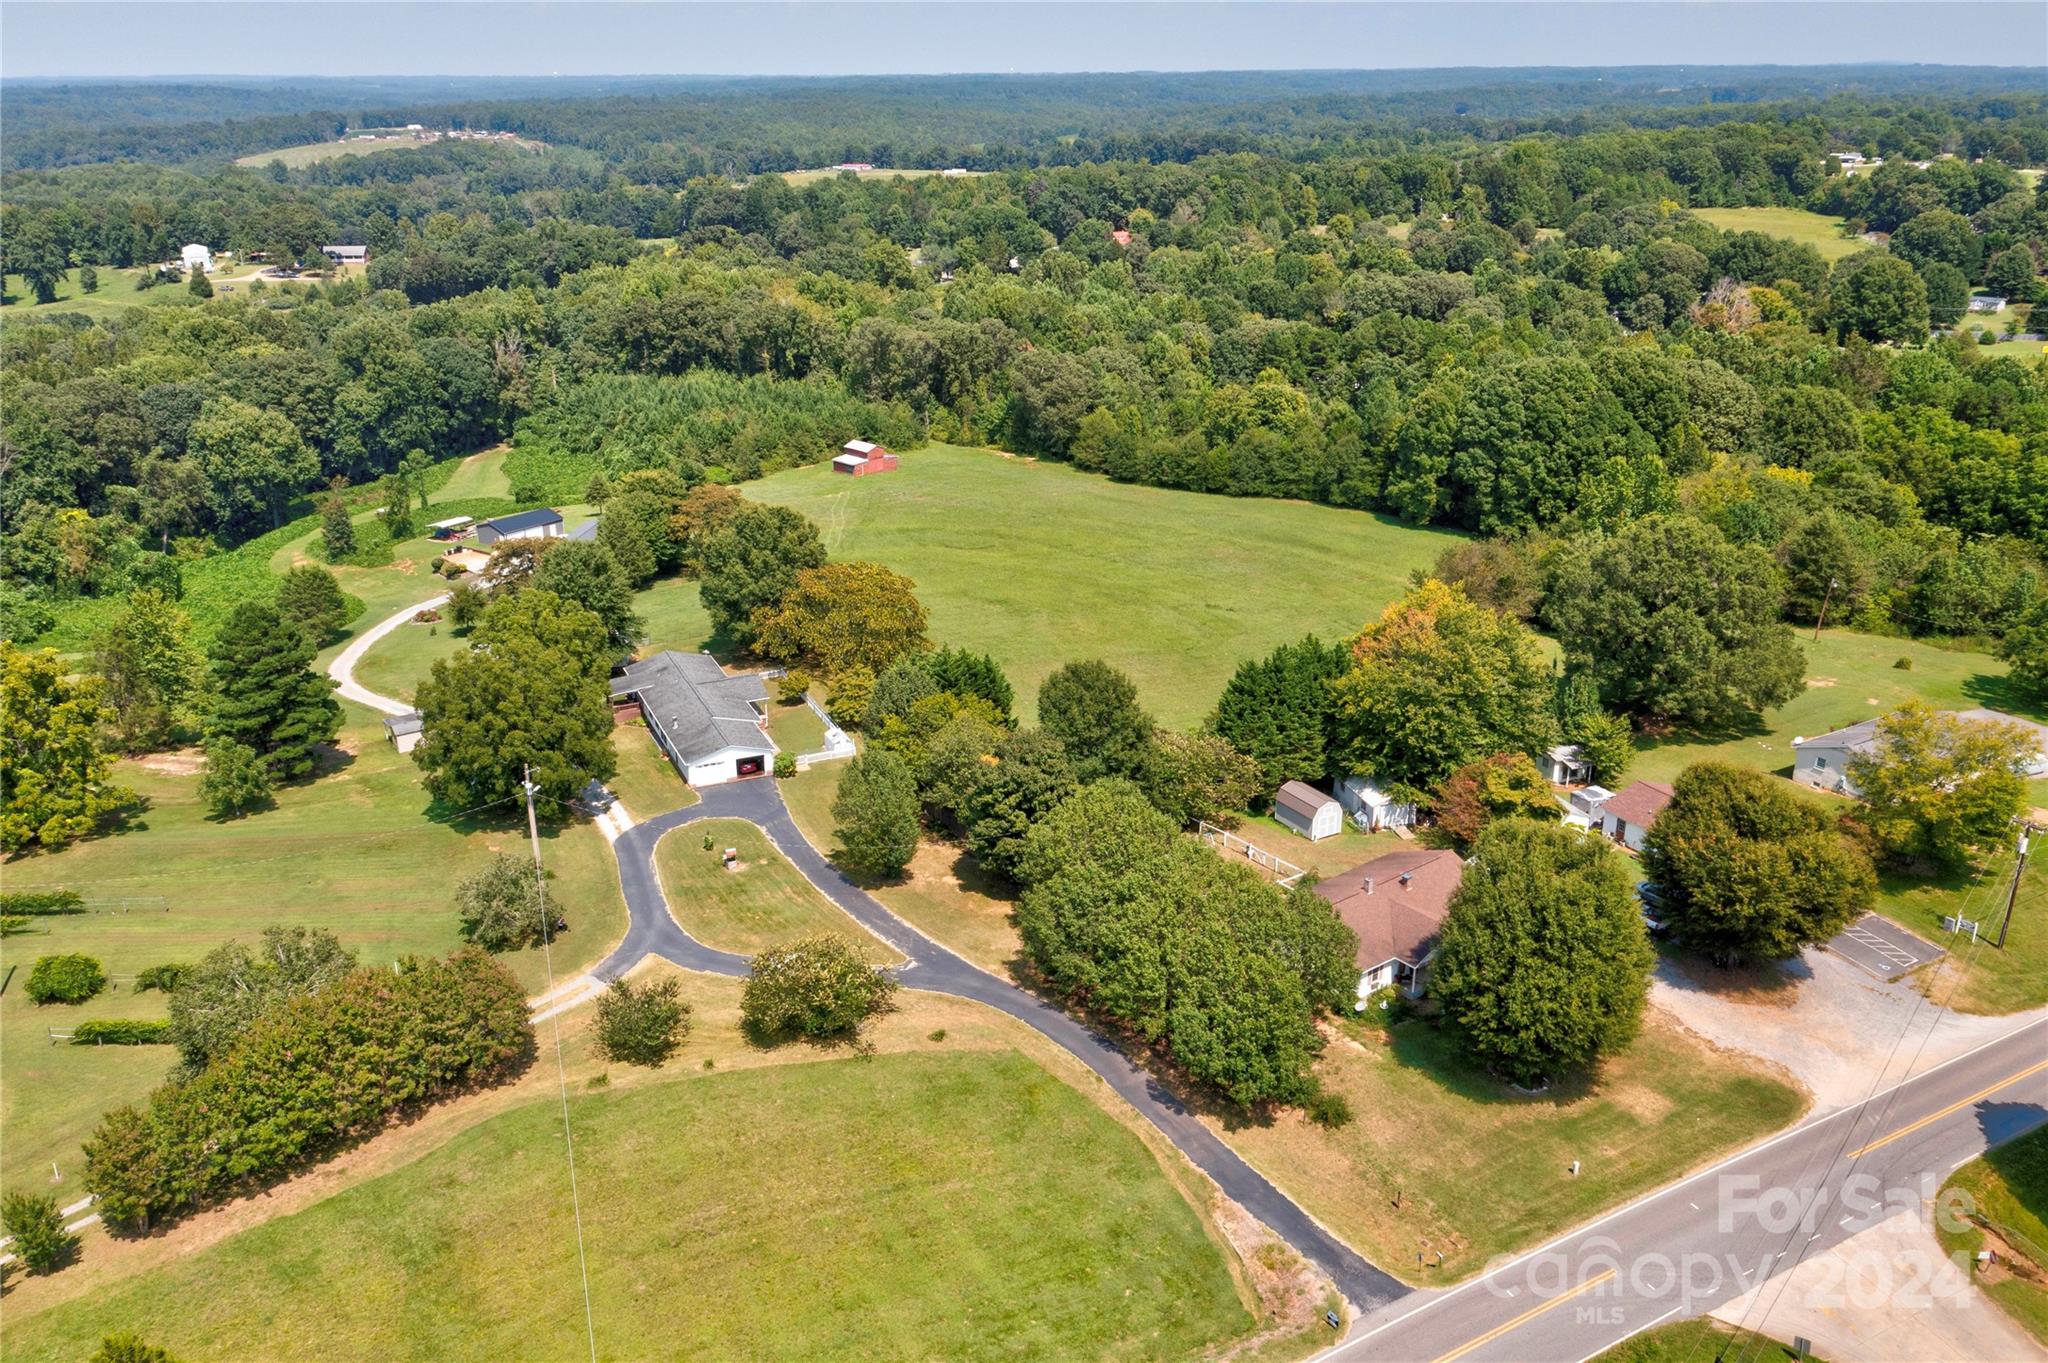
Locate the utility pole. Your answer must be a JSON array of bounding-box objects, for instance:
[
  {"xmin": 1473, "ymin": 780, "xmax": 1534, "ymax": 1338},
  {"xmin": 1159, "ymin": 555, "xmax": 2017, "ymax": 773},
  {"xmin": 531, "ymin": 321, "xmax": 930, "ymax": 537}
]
[
  {"xmin": 1992, "ymin": 822, "xmax": 2033, "ymax": 950},
  {"xmin": 1813, "ymin": 578, "xmax": 1840, "ymax": 641},
  {"xmin": 521, "ymin": 763, "xmax": 554, "ymax": 949}
]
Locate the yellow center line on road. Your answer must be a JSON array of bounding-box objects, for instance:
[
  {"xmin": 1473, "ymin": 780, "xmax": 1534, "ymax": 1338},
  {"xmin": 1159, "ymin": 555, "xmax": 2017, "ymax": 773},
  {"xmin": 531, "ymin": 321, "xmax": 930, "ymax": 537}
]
[
  {"xmin": 1847, "ymin": 1059, "xmax": 2048, "ymax": 1160},
  {"xmin": 1428, "ymin": 1269, "xmax": 1616, "ymax": 1363}
]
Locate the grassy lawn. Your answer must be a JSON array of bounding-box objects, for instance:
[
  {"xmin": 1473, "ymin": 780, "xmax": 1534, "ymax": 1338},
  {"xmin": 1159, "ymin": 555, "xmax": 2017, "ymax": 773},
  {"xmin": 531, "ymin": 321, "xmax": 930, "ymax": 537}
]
[
  {"xmin": 1936, "ymin": 1124, "xmax": 2048, "ymax": 1344},
  {"xmin": 654, "ymin": 818, "xmax": 902, "ymax": 964},
  {"xmin": 0, "ymin": 709, "xmax": 626, "ymax": 1195},
  {"xmin": 1233, "ymin": 814, "xmax": 1403, "ymax": 881},
  {"xmin": 1688, "ymin": 206, "xmax": 1864, "ymax": 262},
  {"xmin": 3, "ymin": 1050, "xmax": 1264, "ymax": 1363},
  {"xmin": 747, "ymin": 444, "xmax": 1463, "ymax": 728},
  {"xmin": 1876, "ymin": 848, "xmax": 2047, "ymax": 1015},
  {"xmin": 607, "ymin": 721, "xmax": 693, "ymax": 819},
  {"xmin": 1594, "ymin": 1319, "xmax": 1819, "ymax": 1363},
  {"xmin": 1213, "ymin": 1012, "xmax": 1806, "ymax": 1285}
]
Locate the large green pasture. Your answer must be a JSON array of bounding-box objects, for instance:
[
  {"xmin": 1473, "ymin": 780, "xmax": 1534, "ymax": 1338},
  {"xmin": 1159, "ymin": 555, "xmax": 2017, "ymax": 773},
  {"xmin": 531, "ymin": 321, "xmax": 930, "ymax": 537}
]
[
  {"xmin": 1687, "ymin": 206, "xmax": 1865, "ymax": 261},
  {"xmin": 3, "ymin": 1051, "xmax": 1259, "ymax": 1363},
  {"xmin": 748, "ymin": 444, "xmax": 1463, "ymax": 727},
  {"xmin": 0, "ymin": 707, "xmax": 626, "ymax": 1195}
]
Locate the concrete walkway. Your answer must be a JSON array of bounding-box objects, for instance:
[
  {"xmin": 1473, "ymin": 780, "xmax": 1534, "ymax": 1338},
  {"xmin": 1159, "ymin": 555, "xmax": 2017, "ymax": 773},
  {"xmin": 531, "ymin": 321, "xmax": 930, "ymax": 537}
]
[{"xmin": 592, "ymin": 778, "xmax": 1410, "ymax": 1315}]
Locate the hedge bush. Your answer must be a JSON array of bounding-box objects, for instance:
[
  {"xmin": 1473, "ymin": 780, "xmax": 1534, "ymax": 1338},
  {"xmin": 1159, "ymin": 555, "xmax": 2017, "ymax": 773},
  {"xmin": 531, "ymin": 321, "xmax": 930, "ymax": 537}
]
[
  {"xmin": 72, "ymin": 1020, "xmax": 173, "ymax": 1046},
  {"xmin": 26, "ymin": 954, "xmax": 107, "ymax": 1005},
  {"xmin": 83, "ymin": 948, "xmax": 533, "ymax": 1230},
  {"xmin": 135, "ymin": 963, "xmax": 190, "ymax": 993},
  {"xmin": 0, "ymin": 889, "xmax": 85, "ymax": 916}
]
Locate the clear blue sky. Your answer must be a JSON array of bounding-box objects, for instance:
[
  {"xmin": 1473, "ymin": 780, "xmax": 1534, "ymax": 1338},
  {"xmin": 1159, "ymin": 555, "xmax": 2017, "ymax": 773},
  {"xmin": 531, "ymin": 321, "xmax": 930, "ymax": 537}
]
[{"xmin": 3, "ymin": 2, "xmax": 2044, "ymax": 79}]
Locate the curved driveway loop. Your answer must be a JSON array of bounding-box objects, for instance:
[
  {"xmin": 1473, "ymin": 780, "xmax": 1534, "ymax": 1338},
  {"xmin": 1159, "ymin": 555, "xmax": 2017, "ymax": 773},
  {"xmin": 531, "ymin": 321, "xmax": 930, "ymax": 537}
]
[{"xmin": 594, "ymin": 778, "xmax": 1410, "ymax": 1315}]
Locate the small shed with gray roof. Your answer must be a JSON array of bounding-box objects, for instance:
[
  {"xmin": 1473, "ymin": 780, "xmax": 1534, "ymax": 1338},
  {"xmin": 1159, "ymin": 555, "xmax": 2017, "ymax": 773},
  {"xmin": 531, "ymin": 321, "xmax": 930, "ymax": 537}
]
[
  {"xmin": 1273, "ymin": 780, "xmax": 1343, "ymax": 842},
  {"xmin": 609, "ymin": 651, "xmax": 775, "ymax": 786}
]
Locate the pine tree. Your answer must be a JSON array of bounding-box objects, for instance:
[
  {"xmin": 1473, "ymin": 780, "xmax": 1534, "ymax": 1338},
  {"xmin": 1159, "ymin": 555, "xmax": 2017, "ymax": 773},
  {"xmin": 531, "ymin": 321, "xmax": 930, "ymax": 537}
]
[
  {"xmin": 274, "ymin": 565, "xmax": 351, "ymax": 643},
  {"xmin": 321, "ymin": 494, "xmax": 356, "ymax": 562},
  {"xmin": 205, "ymin": 602, "xmax": 341, "ymax": 780}
]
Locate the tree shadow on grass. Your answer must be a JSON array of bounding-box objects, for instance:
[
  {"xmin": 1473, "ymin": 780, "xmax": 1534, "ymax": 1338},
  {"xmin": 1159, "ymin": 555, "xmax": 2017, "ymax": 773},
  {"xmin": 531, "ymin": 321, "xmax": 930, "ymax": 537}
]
[
  {"xmin": 1379, "ymin": 1018, "xmax": 1603, "ymax": 1112},
  {"xmin": 1962, "ymin": 671, "xmax": 2048, "ymax": 723}
]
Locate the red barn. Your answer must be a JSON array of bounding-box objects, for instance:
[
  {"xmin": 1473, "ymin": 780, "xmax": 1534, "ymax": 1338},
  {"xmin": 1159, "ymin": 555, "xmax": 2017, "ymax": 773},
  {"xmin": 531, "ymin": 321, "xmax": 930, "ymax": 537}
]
[{"xmin": 831, "ymin": 439, "xmax": 897, "ymax": 476}]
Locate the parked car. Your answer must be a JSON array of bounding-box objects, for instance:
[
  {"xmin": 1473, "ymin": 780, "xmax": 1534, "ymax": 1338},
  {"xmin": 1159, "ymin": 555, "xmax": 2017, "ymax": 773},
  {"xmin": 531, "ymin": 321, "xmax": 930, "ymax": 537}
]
[{"xmin": 1635, "ymin": 880, "xmax": 1668, "ymax": 935}]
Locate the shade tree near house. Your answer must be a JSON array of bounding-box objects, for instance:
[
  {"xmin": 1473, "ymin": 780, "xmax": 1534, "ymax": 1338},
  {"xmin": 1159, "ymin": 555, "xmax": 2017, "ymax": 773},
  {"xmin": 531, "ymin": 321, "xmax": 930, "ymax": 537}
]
[
  {"xmin": 529, "ymin": 539, "xmax": 641, "ymax": 651},
  {"xmin": 204, "ymin": 601, "xmax": 342, "ymax": 781},
  {"xmin": 1329, "ymin": 579, "xmax": 1556, "ymax": 801},
  {"xmin": 412, "ymin": 590, "xmax": 619, "ymax": 811},
  {"xmin": 697, "ymin": 502, "xmax": 827, "ymax": 647},
  {"xmin": 752, "ymin": 560, "xmax": 931, "ymax": 678},
  {"xmin": 1425, "ymin": 752, "xmax": 1561, "ymax": 851},
  {"xmin": 1543, "ymin": 515, "xmax": 1806, "ymax": 731},
  {"xmin": 1137, "ymin": 728, "xmax": 1263, "ymax": 827},
  {"xmin": 1642, "ymin": 762, "xmax": 1875, "ymax": 962},
  {"xmin": 0, "ymin": 643, "xmax": 139, "ymax": 852},
  {"xmin": 1015, "ymin": 780, "xmax": 1357, "ymax": 1109},
  {"xmin": 1431, "ymin": 820, "xmax": 1655, "ymax": 1086},
  {"xmin": 1844, "ymin": 701, "xmax": 2037, "ymax": 874}
]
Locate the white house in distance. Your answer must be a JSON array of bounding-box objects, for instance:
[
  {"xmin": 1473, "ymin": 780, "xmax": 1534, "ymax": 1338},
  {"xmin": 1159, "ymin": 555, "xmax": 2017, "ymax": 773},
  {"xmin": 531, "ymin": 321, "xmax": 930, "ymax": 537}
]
[
  {"xmin": 610, "ymin": 651, "xmax": 777, "ymax": 786},
  {"xmin": 181, "ymin": 243, "xmax": 214, "ymax": 274},
  {"xmin": 1335, "ymin": 775, "xmax": 1418, "ymax": 832},
  {"xmin": 473, "ymin": 508, "xmax": 563, "ymax": 546},
  {"xmin": 1596, "ymin": 780, "xmax": 1674, "ymax": 852},
  {"xmin": 1793, "ymin": 709, "xmax": 2048, "ymax": 797},
  {"xmin": 1313, "ymin": 847, "xmax": 1465, "ymax": 1002},
  {"xmin": 1273, "ymin": 780, "xmax": 1343, "ymax": 842}
]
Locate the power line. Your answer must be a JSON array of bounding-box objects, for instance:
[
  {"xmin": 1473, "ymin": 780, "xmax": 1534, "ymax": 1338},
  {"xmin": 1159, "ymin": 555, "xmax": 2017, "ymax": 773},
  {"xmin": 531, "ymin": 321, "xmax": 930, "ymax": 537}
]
[{"xmin": 523, "ymin": 765, "xmax": 601, "ymax": 1363}]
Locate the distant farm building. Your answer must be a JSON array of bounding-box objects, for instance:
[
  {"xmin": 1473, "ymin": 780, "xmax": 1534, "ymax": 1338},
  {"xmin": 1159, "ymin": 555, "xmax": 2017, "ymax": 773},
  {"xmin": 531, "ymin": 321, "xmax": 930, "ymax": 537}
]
[
  {"xmin": 1111, "ymin": 229, "xmax": 1133, "ymax": 246},
  {"xmin": 1273, "ymin": 780, "xmax": 1343, "ymax": 842},
  {"xmin": 323, "ymin": 244, "xmax": 370, "ymax": 265},
  {"xmin": 832, "ymin": 440, "xmax": 898, "ymax": 476},
  {"xmin": 428, "ymin": 514, "xmax": 474, "ymax": 541},
  {"xmin": 1968, "ymin": 294, "xmax": 2007, "ymax": 313},
  {"xmin": 1314, "ymin": 847, "xmax": 1466, "ymax": 1002},
  {"xmin": 834, "ymin": 162, "xmax": 875, "ymax": 171},
  {"xmin": 181, "ymin": 243, "xmax": 214, "ymax": 274},
  {"xmin": 474, "ymin": 508, "xmax": 563, "ymax": 546},
  {"xmin": 610, "ymin": 651, "xmax": 776, "ymax": 786}
]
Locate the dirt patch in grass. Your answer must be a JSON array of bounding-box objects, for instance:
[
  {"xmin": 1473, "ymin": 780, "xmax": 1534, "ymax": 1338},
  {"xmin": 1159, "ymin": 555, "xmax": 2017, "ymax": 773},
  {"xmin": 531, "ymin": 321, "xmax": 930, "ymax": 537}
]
[{"xmin": 135, "ymin": 748, "xmax": 204, "ymax": 776}]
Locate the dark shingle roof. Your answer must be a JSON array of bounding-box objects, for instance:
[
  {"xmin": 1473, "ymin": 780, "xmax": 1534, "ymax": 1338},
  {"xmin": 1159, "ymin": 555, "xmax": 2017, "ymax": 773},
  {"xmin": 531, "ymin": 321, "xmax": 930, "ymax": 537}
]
[
  {"xmin": 480, "ymin": 507, "xmax": 563, "ymax": 536},
  {"xmin": 610, "ymin": 651, "xmax": 773, "ymax": 766},
  {"xmin": 1314, "ymin": 848, "xmax": 1465, "ymax": 970},
  {"xmin": 1274, "ymin": 780, "xmax": 1335, "ymax": 821}
]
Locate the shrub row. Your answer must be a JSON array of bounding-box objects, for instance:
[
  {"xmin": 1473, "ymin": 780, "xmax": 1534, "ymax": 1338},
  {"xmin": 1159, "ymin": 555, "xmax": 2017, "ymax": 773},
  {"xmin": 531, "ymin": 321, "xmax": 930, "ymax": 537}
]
[
  {"xmin": 0, "ymin": 889, "xmax": 85, "ymax": 915},
  {"xmin": 71, "ymin": 1019, "xmax": 172, "ymax": 1046},
  {"xmin": 83, "ymin": 948, "xmax": 533, "ymax": 1230}
]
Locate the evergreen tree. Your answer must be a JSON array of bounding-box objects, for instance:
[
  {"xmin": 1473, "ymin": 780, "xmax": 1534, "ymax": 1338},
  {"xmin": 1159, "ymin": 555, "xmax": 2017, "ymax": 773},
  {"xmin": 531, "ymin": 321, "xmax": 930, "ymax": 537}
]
[
  {"xmin": 187, "ymin": 266, "xmax": 213, "ymax": 299},
  {"xmin": 832, "ymin": 749, "xmax": 921, "ymax": 879},
  {"xmin": 1211, "ymin": 635, "xmax": 1348, "ymax": 788},
  {"xmin": 320, "ymin": 493, "xmax": 356, "ymax": 561},
  {"xmin": 205, "ymin": 602, "xmax": 341, "ymax": 781},
  {"xmin": 964, "ymin": 728, "xmax": 1080, "ymax": 881},
  {"xmin": 274, "ymin": 564, "xmax": 351, "ymax": 643}
]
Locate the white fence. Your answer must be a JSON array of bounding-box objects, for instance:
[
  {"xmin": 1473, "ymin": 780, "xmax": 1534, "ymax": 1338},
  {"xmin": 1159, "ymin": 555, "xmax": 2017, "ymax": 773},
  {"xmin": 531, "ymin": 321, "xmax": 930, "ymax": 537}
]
[{"xmin": 1196, "ymin": 821, "xmax": 1307, "ymax": 888}]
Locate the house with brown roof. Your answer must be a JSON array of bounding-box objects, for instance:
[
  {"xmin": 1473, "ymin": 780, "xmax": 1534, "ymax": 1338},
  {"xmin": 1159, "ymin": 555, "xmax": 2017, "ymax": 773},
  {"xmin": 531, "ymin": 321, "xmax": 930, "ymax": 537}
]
[
  {"xmin": 1313, "ymin": 847, "xmax": 1465, "ymax": 1002},
  {"xmin": 1597, "ymin": 779, "xmax": 1674, "ymax": 852}
]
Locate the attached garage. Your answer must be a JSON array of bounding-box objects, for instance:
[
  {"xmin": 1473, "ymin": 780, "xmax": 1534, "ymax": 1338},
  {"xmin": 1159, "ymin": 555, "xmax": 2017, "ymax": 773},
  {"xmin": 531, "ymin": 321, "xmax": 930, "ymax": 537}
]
[{"xmin": 609, "ymin": 650, "xmax": 777, "ymax": 788}]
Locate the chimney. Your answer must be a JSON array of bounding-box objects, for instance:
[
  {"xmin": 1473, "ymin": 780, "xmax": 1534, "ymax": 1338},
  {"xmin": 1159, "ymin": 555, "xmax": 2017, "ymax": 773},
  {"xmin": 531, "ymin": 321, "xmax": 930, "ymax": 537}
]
[
  {"xmin": 1361, "ymin": 878, "xmax": 1374, "ymax": 895},
  {"xmin": 1399, "ymin": 872, "xmax": 1413, "ymax": 887}
]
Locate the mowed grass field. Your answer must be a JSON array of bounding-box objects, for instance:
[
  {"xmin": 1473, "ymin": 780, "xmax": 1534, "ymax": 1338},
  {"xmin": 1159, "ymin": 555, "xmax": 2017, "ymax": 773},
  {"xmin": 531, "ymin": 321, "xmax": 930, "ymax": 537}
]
[
  {"xmin": 656, "ymin": 818, "xmax": 902, "ymax": 964},
  {"xmin": 1688, "ymin": 206, "xmax": 1865, "ymax": 261},
  {"xmin": 4, "ymin": 1051, "xmax": 1263, "ymax": 1363},
  {"xmin": 0, "ymin": 708, "xmax": 627, "ymax": 1195},
  {"xmin": 1211, "ymin": 1011, "xmax": 1804, "ymax": 1284},
  {"xmin": 749, "ymin": 445, "xmax": 1463, "ymax": 727}
]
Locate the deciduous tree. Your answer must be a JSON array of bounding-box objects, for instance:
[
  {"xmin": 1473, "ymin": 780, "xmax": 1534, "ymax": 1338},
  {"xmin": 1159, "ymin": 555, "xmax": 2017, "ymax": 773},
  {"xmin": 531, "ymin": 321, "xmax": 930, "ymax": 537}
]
[
  {"xmin": 741, "ymin": 934, "xmax": 897, "ymax": 1042},
  {"xmin": 1432, "ymin": 820, "xmax": 1654, "ymax": 1084},
  {"xmin": 1846, "ymin": 702, "xmax": 2035, "ymax": 872},
  {"xmin": 752, "ymin": 560, "xmax": 930, "ymax": 677},
  {"xmin": 831, "ymin": 748, "xmax": 921, "ymax": 879},
  {"xmin": 1425, "ymin": 752, "xmax": 1560, "ymax": 851},
  {"xmin": 529, "ymin": 540, "xmax": 639, "ymax": 651},
  {"xmin": 1037, "ymin": 659, "xmax": 1153, "ymax": 782},
  {"xmin": 92, "ymin": 589, "xmax": 201, "ymax": 751},
  {"xmin": 1, "ymin": 643, "xmax": 138, "ymax": 851},
  {"xmin": 0, "ymin": 1190, "xmax": 77, "ymax": 1274},
  {"xmin": 454, "ymin": 853, "xmax": 556, "ymax": 952},
  {"xmin": 1328, "ymin": 581, "xmax": 1555, "ymax": 800},
  {"xmin": 1139, "ymin": 729, "xmax": 1262, "ymax": 826},
  {"xmin": 1643, "ymin": 762, "xmax": 1874, "ymax": 960},
  {"xmin": 198, "ymin": 737, "xmax": 273, "ymax": 818},
  {"xmin": 594, "ymin": 977, "xmax": 691, "ymax": 1066},
  {"xmin": 964, "ymin": 728, "xmax": 1080, "ymax": 881},
  {"xmin": 698, "ymin": 504, "xmax": 826, "ymax": 646},
  {"xmin": 166, "ymin": 925, "xmax": 358, "ymax": 1071}
]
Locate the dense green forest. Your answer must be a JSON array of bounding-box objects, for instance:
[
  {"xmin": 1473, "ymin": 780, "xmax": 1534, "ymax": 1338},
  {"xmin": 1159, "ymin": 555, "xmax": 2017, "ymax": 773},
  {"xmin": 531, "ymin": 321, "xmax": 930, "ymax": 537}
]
[{"xmin": 3, "ymin": 68, "xmax": 2045, "ymax": 663}]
